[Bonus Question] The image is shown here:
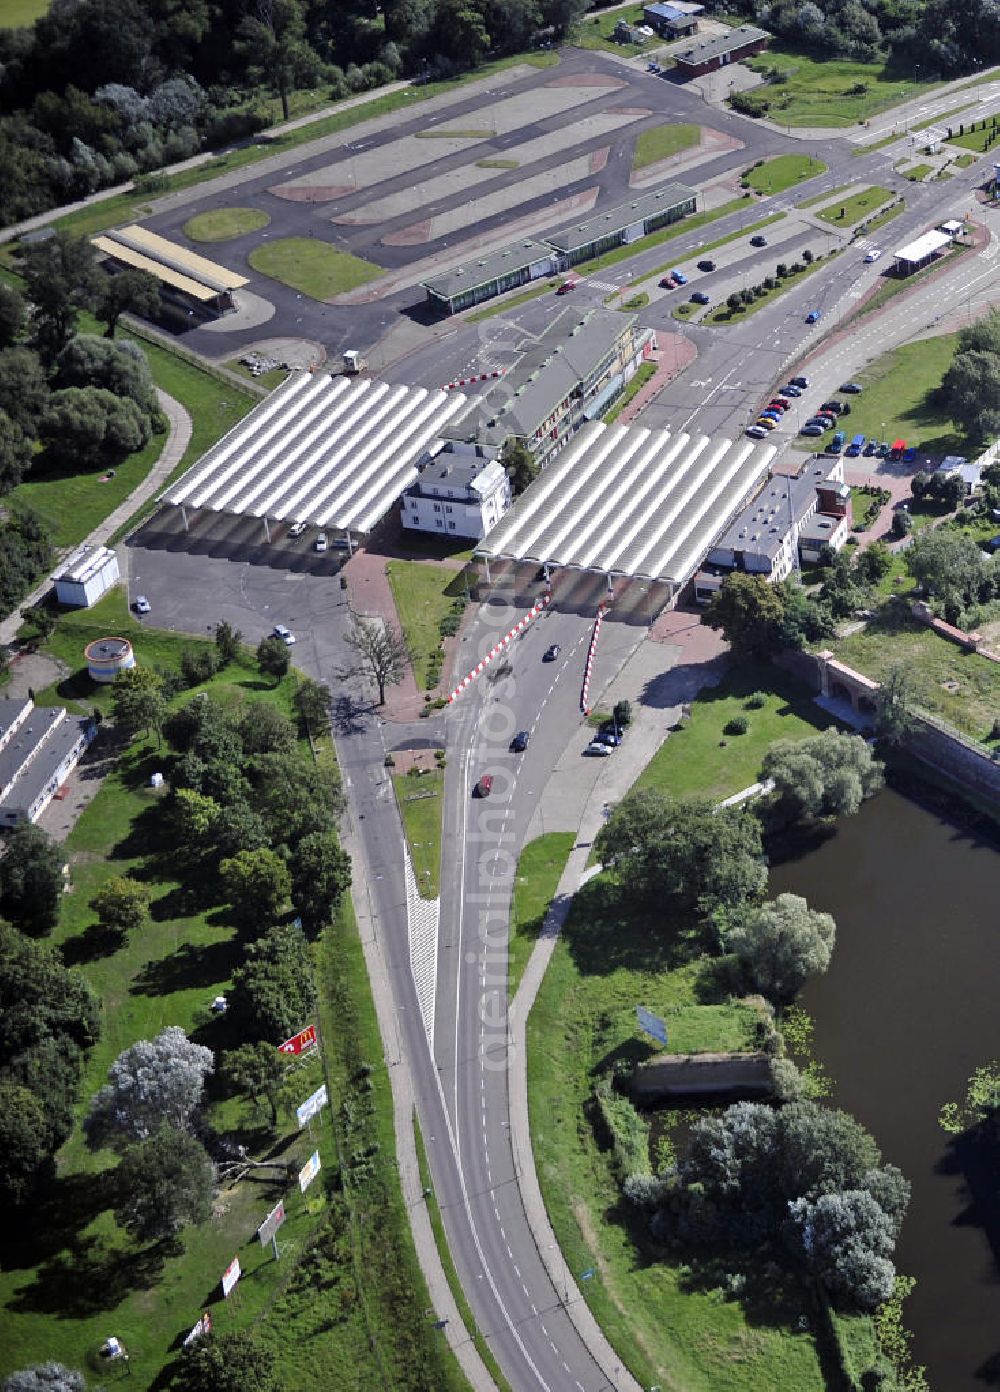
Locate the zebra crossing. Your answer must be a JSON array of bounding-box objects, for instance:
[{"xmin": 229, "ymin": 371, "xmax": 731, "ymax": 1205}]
[{"xmin": 404, "ymin": 847, "xmax": 439, "ymax": 1044}]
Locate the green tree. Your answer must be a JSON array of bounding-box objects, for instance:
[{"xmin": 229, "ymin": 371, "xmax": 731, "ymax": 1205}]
[
  {"xmin": 85, "ymin": 1026, "xmax": 214, "ymax": 1151},
  {"xmin": 906, "ymin": 527, "xmax": 987, "ymax": 608},
  {"xmin": 22, "ymin": 231, "xmax": 101, "ymax": 362},
  {"xmin": 594, "ymin": 788, "xmax": 765, "ymax": 916},
  {"xmin": 762, "ymin": 731, "xmax": 884, "ymax": 824},
  {"xmin": 111, "ymin": 665, "xmax": 166, "ymax": 742},
  {"xmin": 220, "ymin": 847, "xmax": 291, "ymax": 926},
  {"xmin": 0, "ymin": 1081, "xmax": 55, "ymax": 1205},
  {"xmin": 541, "ymin": 0, "xmax": 588, "ymax": 35},
  {"xmin": 0, "ymin": 824, "xmax": 64, "ymax": 936},
  {"xmin": 0, "ymin": 347, "xmax": 50, "ymax": 439},
  {"xmin": 113, "ymin": 1126, "xmax": 214, "ymax": 1242},
  {"xmin": 790, "ymin": 1189, "xmax": 897, "ymax": 1311},
  {"xmin": 703, "ymin": 572, "xmax": 788, "ymax": 660},
  {"xmin": 214, "ymin": 620, "xmax": 243, "ymax": 664},
  {"xmin": 0, "ymin": 284, "xmax": 26, "ymax": 350},
  {"xmin": 41, "ymin": 385, "xmax": 150, "ymax": 469},
  {"xmin": 237, "ymin": 701, "xmax": 296, "ymax": 756},
  {"xmin": 290, "ymin": 829, "xmax": 352, "ymax": 933},
  {"xmin": 343, "ymin": 611, "xmax": 408, "ymax": 705},
  {"xmin": 213, "ymin": 799, "xmax": 269, "ymax": 860},
  {"xmin": 247, "ymin": 753, "xmax": 342, "ymax": 849},
  {"xmin": 173, "ymin": 1331, "xmax": 284, "ymax": 1392},
  {"xmin": 939, "ymin": 1059, "xmax": 1000, "ymax": 1135},
  {"xmin": 820, "ymin": 547, "xmax": 870, "ymax": 618},
  {"xmin": 728, "ymin": 892, "xmax": 836, "ymax": 1007},
  {"xmin": 427, "ymin": 0, "xmax": 490, "ymax": 65},
  {"xmin": 89, "ymin": 874, "xmax": 152, "ymax": 944},
  {"xmin": 95, "ymin": 267, "xmax": 161, "ymax": 337},
  {"xmin": 54, "ymin": 334, "xmax": 158, "ymax": 418},
  {"xmin": 256, "ymin": 634, "xmax": 291, "ymax": 684},
  {"xmin": 220, "ymin": 1041, "xmax": 289, "ymax": 1127},
  {"xmin": 0, "ymin": 411, "xmax": 33, "ymax": 496},
  {"xmin": 875, "ymin": 663, "xmax": 914, "ymax": 747},
  {"xmin": 500, "ymin": 437, "xmax": 538, "ymax": 496},
  {"xmin": 943, "ymin": 346, "xmax": 1000, "ymax": 441},
  {"xmin": 230, "ymin": 922, "xmax": 315, "ymax": 1042},
  {"xmin": 237, "ymin": 0, "xmax": 312, "ymax": 122},
  {"xmin": 854, "ymin": 540, "xmax": 892, "ymax": 587},
  {"xmin": 294, "ymin": 676, "xmax": 331, "ymax": 735},
  {"xmin": 0, "ymin": 922, "xmax": 100, "ymax": 1058}
]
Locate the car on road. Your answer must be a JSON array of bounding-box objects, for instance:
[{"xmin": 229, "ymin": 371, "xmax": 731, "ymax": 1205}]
[
  {"xmin": 543, "ymin": 644, "xmax": 560, "ymax": 661},
  {"xmin": 272, "ymin": 624, "xmax": 296, "ymax": 645},
  {"xmin": 475, "ymin": 774, "xmax": 493, "ymax": 797},
  {"xmin": 820, "ymin": 400, "xmax": 845, "ymax": 415},
  {"xmin": 690, "ymin": 290, "xmax": 711, "ymax": 305},
  {"xmin": 584, "ymin": 741, "xmax": 612, "ymax": 757},
  {"xmin": 133, "ymin": 595, "xmax": 150, "ymax": 614},
  {"xmin": 510, "ymin": 731, "xmax": 530, "ymax": 752},
  {"xmin": 746, "ymin": 424, "xmax": 769, "ymax": 439},
  {"xmin": 671, "ymin": 269, "xmax": 688, "ymax": 285},
  {"xmin": 790, "ymin": 375, "xmax": 810, "ymax": 389},
  {"xmin": 781, "ymin": 383, "xmax": 803, "ymax": 396},
  {"xmin": 864, "ymin": 249, "xmax": 883, "ymax": 263},
  {"xmin": 800, "ymin": 424, "xmax": 825, "ymax": 437},
  {"xmin": 287, "ymin": 520, "xmax": 307, "ymax": 538},
  {"xmin": 806, "ymin": 309, "xmax": 822, "ymax": 323},
  {"xmin": 314, "ymin": 532, "xmax": 328, "ymax": 552},
  {"xmin": 750, "ymin": 234, "xmax": 768, "ymax": 247},
  {"xmin": 840, "ymin": 381, "xmax": 864, "ymax": 393},
  {"xmin": 556, "ymin": 279, "xmax": 578, "ymax": 295},
  {"xmin": 697, "ymin": 258, "xmax": 717, "ymax": 272}
]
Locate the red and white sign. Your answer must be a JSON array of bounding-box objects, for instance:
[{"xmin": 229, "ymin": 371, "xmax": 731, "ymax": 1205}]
[
  {"xmin": 258, "ymin": 1200, "xmax": 286, "ymax": 1248},
  {"xmin": 221, "ymin": 1257, "xmax": 241, "ymax": 1298},
  {"xmin": 183, "ymin": 1312, "xmax": 213, "ymax": 1346},
  {"xmin": 278, "ymin": 1023, "xmax": 317, "ymax": 1056}
]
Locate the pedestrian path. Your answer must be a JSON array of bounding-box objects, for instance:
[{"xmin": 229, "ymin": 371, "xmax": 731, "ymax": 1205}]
[{"xmin": 405, "ymin": 848, "xmax": 440, "ymax": 1043}]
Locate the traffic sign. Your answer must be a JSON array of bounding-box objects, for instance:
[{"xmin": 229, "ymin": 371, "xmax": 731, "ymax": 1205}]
[{"xmin": 278, "ymin": 1023, "xmax": 317, "ymax": 1056}]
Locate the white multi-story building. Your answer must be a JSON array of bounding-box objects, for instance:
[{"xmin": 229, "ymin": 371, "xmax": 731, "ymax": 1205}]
[
  {"xmin": 0, "ymin": 698, "xmax": 95, "ymax": 826},
  {"xmin": 401, "ymin": 442, "xmax": 511, "ymax": 540}
]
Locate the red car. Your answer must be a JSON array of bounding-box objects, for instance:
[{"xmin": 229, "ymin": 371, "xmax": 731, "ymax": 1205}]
[
  {"xmin": 659, "ymin": 276, "xmax": 678, "ymax": 289},
  {"xmin": 556, "ymin": 279, "xmax": 578, "ymax": 295},
  {"xmin": 475, "ymin": 774, "xmax": 493, "ymax": 798}
]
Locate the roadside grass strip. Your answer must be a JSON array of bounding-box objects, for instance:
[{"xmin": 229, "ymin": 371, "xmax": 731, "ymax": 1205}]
[
  {"xmin": 816, "ymin": 186, "xmax": 893, "ymax": 226},
  {"xmin": 743, "ymin": 154, "xmax": 827, "ymax": 196}
]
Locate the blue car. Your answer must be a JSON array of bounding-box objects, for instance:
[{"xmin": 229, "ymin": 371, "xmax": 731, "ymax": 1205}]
[
  {"xmin": 671, "ymin": 269, "xmax": 688, "ymax": 285},
  {"xmin": 806, "ymin": 309, "xmax": 821, "ymax": 324},
  {"xmin": 903, "ymin": 446, "xmax": 918, "ymax": 464},
  {"xmin": 846, "ymin": 434, "xmax": 866, "ymax": 458}
]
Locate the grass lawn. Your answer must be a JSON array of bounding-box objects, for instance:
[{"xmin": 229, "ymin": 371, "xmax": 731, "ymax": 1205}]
[
  {"xmin": 632, "ymin": 123, "xmax": 700, "ymax": 171},
  {"xmin": 393, "ymin": 770, "xmax": 444, "ymax": 899},
  {"xmin": 851, "ymin": 131, "xmax": 902, "ymax": 156},
  {"xmin": 182, "ymin": 207, "xmax": 271, "ymax": 241},
  {"xmin": 247, "ymin": 238, "xmax": 381, "ymax": 300},
  {"xmin": 828, "ymin": 606, "xmax": 1000, "ymax": 741},
  {"xmin": 743, "ymin": 154, "xmax": 827, "ymax": 195},
  {"xmin": 743, "ymin": 47, "xmax": 940, "ymax": 127},
  {"xmin": 898, "ymin": 162, "xmax": 932, "ymax": 181},
  {"xmin": 955, "ymin": 152, "xmax": 978, "ymax": 168},
  {"xmin": 508, "ymin": 833, "xmax": 575, "ymax": 1000},
  {"xmin": 816, "ymin": 185, "xmax": 893, "ymax": 226},
  {"xmin": 829, "ymin": 334, "xmax": 967, "ymax": 456},
  {"xmin": 0, "ymin": 0, "xmax": 48, "ymax": 23},
  {"xmin": 706, "ymin": 254, "xmax": 831, "ymax": 325},
  {"xmin": 574, "ymin": 197, "xmax": 750, "ymax": 276},
  {"xmin": 862, "ymin": 201, "xmax": 905, "ymax": 234},
  {"xmin": 386, "ymin": 559, "xmax": 466, "ymax": 689},
  {"xmin": 947, "ymin": 123, "xmax": 1000, "ymax": 153},
  {"xmin": 571, "ymin": 4, "xmax": 661, "ymax": 55},
  {"xmin": 476, "ymin": 157, "xmax": 519, "ymax": 169},
  {"xmin": 527, "ymin": 878, "xmax": 836, "ymax": 1392},
  {"xmin": 635, "ymin": 663, "xmax": 834, "ymax": 803}
]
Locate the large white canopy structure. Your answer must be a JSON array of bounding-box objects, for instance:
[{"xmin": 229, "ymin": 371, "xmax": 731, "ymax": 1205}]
[
  {"xmin": 163, "ymin": 372, "xmax": 469, "ymax": 535},
  {"xmin": 476, "ymin": 419, "xmax": 775, "ymax": 592}
]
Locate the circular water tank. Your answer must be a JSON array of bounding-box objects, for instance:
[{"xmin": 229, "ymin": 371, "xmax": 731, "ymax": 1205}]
[{"xmin": 84, "ymin": 636, "xmax": 135, "ymax": 683}]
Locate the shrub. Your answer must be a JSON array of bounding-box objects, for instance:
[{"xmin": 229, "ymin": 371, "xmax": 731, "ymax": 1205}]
[
  {"xmin": 725, "ymin": 715, "xmax": 749, "ymax": 735},
  {"xmin": 745, "ymin": 691, "xmax": 767, "ymax": 709}
]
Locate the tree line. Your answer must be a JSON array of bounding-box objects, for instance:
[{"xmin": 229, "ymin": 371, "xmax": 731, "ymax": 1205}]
[{"xmin": 0, "ymin": 0, "xmax": 590, "ymax": 228}]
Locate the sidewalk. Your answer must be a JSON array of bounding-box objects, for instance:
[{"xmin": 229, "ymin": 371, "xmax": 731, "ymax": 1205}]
[
  {"xmin": 614, "ymin": 337, "xmax": 697, "ymax": 426},
  {"xmin": 0, "ymin": 389, "xmax": 191, "ymax": 648}
]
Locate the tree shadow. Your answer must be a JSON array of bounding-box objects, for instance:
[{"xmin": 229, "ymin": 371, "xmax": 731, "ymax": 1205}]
[
  {"xmin": 331, "ymin": 691, "xmax": 371, "ymax": 735},
  {"xmin": 11, "ymin": 1232, "xmax": 174, "ymax": 1317},
  {"xmin": 61, "ymin": 919, "xmax": 123, "ymax": 966},
  {"xmin": 131, "ymin": 937, "xmax": 242, "ymax": 998},
  {"xmin": 562, "ymin": 877, "xmax": 700, "ymax": 977},
  {"xmin": 0, "ymin": 1171, "xmax": 110, "ymax": 1273}
]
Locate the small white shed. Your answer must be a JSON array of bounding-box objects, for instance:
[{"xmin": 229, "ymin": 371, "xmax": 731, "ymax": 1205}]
[{"xmin": 53, "ymin": 544, "xmax": 120, "ymax": 608}]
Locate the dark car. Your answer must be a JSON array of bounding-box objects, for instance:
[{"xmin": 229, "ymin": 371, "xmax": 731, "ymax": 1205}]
[
  {"xmin": 781, "ymin": 383, "xmax": 802, "ymax": 397},
  {"xmin": 863, "ymin": 440, "xmax": 879, "ymax": 456},
  {"xmin": 790, "ymin": 375, "xmax": 811, "ymax": 389},
  {"xmin": 690, "ymin": 290, "xmax": 710, "ymax": 305},
  {"xmin": 543, "ymin": 644, "xmax": 561, "ymax": 661},
  {"xmin": 696, "ymin": 258, "xmax": 716, "ymax": 272},
  {"xmin": 840, "ymin": 382, "xmax": 864, "ymax": 393},
  {"xmin": 750, "ymin": 234, "xmax": 768, "ymax": 247},
  {"xmin": 805, "ymin": 417, "xmax": 832, "ymax": 430},
  {"xmin": 510, "ymin": 731, "xmax": 530, "ymax": 752},
  {"xmin": 800, "ymin": 424, "xmax": 824, "ymax": 437},
  {"xmin": 659, "ymin": 275, "xmax": 678, "ymax": 289},
  {"xmin": 805, "ymin": 309, "xmax": 821, "ymax": 324},
  {"xmin": 820, "ymin": 400, "xmax": 845, "ymax": 415}
]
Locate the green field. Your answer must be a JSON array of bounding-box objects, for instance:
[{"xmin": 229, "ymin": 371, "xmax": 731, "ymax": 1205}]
[
  {"xmin": 632, "ymin": 123, "xmax": 700, "ymax": 171},
  {"xmin": 247, "ymin": 238, "xmax": 382, "ymax": 300},
  {"xmin": 947, "ymin": 121, "xmax": 1000, "ymax": 152},
  {"xmin": 742, "ymin": 48, "xmax": 940, "ymax": 127},
  {"xmin": 508, "ymin": 833, "xmax": 575, "ymax": 1000},
  {"xmin": 743, "ymin": 154, "xmax": 827, "ymax": 195},
  {"xmin": 571, "ymin": 3, "xmax": 662, "ymax": 55},
  {"xmin": 393, "ymin": 770, "xmax": 444, "ymax": 899},
  {"xmin": 829, "ymin": 334, "xmax": 966, "ymax": 456},
  {"xmin": 898, "ymin": 162, "xmax": 932, "ymax": 181},
  {"xmin": 0, "ymin": 0, "xmax": 47, "ymax": 24},
  {"xmin": 386, "ymin": 558, "xmax": 466, "ymax": 689},
  {"xmin": 816, "ymin": 185, "xmax": 893, "ymax": 226},
  {"xmin": 955, "ymin": 151, "xmax": 978, "ymax": 167},
  {"xmin": 182, "ymin": 207, "xmax": 271, "ymax": 241},
  {"xmin": 635, "ymin": 663, "xmax": 833, "ymax": 803}
]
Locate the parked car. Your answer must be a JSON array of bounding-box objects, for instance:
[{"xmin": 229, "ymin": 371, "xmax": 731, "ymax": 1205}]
[
  {"xmin": 697, "ymin": 258, "xmax": 716, "ymax": 272},
  {"xmin": 746, "ymin": 425, "xmax": 769, "ymax": 439},
  {"xmin": 314, "ymin": 532, "xmax": 328, "ymax": 553},
  {"xmin": 806, "ymin": 309, "xmax": 822, "ymax": 323},
  {"xmin": 800, "ymin": 424, "xmax": 825, "ymax": 437},
  {"xmin": 671, "ymin": 269, "xmax": 688, "ymax": 285},
  {"xmin": 840, "ymin": 381, "xmax": 864, "ymax": 393},
  {"xmin": 759, "ymin": 409, "xmax": 783, "ymax": 422},
  {"xmin": 476, "ymin": 774, "xmax": 493, "ymax": 797},
  {"xmin": 272, "ymin": 624, "xmax": 296, "ymax": 645},
  {"xmin": 766, "ymin": 399, "xmax": 788, "ymax": 412},
  {"xmin": 863, "ymin": 440, "xmax": 879, "ymax": 456},
  {"xmin": 690, "ymin": 290, "xmax": 710, "ymax": 305},
  {"xmin": 584, "ymin": 741, "xmax": 612, "ymax": 757},
  {"xmin": 543, "ymin": 644, "xmax": 561, "ymax": 661},
  {"xmin": 659, "ymin": 276, "xmax": 677, "ymax": 289},
  {"xmin": 845, "ymin": 434, "xmax": 866, "ymax": 458},
  {"xmin": 510, "ymin": 731, "xmax": 530, "ymax": 752},
  {"xmin": 771, "ymin": 396, "xmax": 791, "ymax": 410},
  {"xmin": 755, "ymin": 416, "xmax": 778, "ymax": 431},
  {"xmin": 287, "ymin": 520, "xmax": 307, "ymax": 538},
  {"xmin": 790, "ymin": 375, "xmax": 810, "ymax": 388},
  {"xmin": 830, "ymin": 430, "xmax": 846, "ymax": 452},
  {"xmin": 750, "ymin": 234, "xmax": 768, "ymax": 247},
  {"xmin": 903, "ymin": 446, "xmax": 918, "ymax": 463},
  {"xmin": 781, "ymin": 383, "xmax": 803, "ymax": 397},
  {"xmin": 133, "ymin": 595, "xmax": 150, "ymax": 614},
  {"xmin": 820, "ymin": 401, "xmax": 845, "ymax": 415},
  {"xmin": 864, "ymin": 248, "xmax": 883, "ymax": 263},
  {"xmin": 556, "ymin": 279, "xmax": 578, "ymax": 295},
  {"xmin": 805, "ymin": 416, "xmax": 832, "ymax": 429}
]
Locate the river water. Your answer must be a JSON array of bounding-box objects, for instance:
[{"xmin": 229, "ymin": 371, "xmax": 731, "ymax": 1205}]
[{"xmin": 769, "ymin": 788, "xmax": 1000, "ymax": 1392}]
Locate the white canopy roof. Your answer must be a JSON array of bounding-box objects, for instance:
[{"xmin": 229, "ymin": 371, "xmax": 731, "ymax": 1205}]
[
  {"xmin": 477, "ymin": 419, "xmax": 775, "ymax": 587},
  {"xmin": 164, "ymin": 373, "xmax": 469, "ymax": 533},
  {"xmin": 893, "ymin": 229, "xmax": 951, "ymax": 264}
]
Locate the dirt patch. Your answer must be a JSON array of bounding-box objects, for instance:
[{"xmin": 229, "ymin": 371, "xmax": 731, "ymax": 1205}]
[
  {"xmin": 267, "ymin": 184, "xmax": 353, "ymax": 203},
  {"xmin": 590, "ymin": 145, "xmax": 611, "ymax": 174},
  {"xmin": 390, "ymin": 747, "xmax": 443, "ymax": 775},
  {"xmin": 547, "ymin": 73, "xmax": 623, "ymax": 88},
  {"xmin": 3, "ymin": 650, "xmax": 67, "ymax": 700},
  {"xmin": 382, "ymin": 218, "xmax": 433, "ymax": 246}
]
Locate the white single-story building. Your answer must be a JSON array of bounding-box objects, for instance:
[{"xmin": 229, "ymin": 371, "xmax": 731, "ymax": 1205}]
[{"xmin": 53, "ymin": 543, "xmax": 120, "ymax": 609}]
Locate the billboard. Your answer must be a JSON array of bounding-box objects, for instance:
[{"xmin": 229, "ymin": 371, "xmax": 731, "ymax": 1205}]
[
  {"xmin": 296, "ymin": 1083, "xmax": 329, "ymax": 1128},
  {"xmin": 298, "ymin": 1150, "xmax": 322, "ymax": 1193},
  {"xmin": 183, "ymin": 1313, "xmax": 213, "ymax": 1346},
  {"xmin": 636, "ymin": 1005, "xmax": 668, "ymax": 1047},
  {"xmin": 221, "ymin": 1257, "xmax": 241, "ymax": 1298},
  {"xmin": 278, "ymin": 1024, "xmax": 317, "ymax": 1056},
  {"xmin": 258, "ymin": 1200, "xmax": 286, "ymax": 1248}
]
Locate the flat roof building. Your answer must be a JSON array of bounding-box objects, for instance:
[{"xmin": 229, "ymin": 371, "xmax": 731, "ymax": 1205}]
[
  {"xmin": 673, "ymin": 24, "xmax": 770, "ymax": 77},
  {"xmin": 0, "ymin": 697, "xmax": 95, "ymax": 826},
  {"xmin": 544, "ymin": 184, "xmax": 697, "ymax": 266},
  {"xmin": 421, "ymin": 240, "xmax": 556, "ymax": 315},
  {"xmin": 92, "ymin": 224, "xmax": 248, "ymax": 313},
  {"xmin": 164, "ymin": 372, "xmax": 470, "ymax": 540},
  {"xmin": 53, "ymin": 543, "xmax": 119, "ymax": 609}
]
